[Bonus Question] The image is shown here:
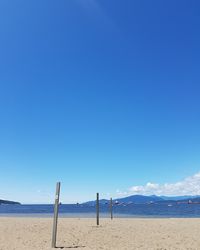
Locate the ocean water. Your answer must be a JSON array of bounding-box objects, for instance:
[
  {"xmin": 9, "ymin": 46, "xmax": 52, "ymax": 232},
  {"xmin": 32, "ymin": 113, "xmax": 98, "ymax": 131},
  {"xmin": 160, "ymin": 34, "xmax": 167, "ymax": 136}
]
[{"xmin": 1, "ymin": 203, "xmax": 200, "ymax": 218}]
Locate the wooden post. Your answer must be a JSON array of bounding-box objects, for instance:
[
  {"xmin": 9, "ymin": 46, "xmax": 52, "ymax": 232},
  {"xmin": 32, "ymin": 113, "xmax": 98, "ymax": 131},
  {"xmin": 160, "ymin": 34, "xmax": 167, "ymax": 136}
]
[
  {"xmin": 96, "ymin": 192, "xmax": 99, "ymax": 226},
  {"xmin": 52, "ymin": 182, "xmax": 61, "ymax": 248},
  {"xmin": 110, "ymin": 198, "xmax": 113, "ymax": 220}
]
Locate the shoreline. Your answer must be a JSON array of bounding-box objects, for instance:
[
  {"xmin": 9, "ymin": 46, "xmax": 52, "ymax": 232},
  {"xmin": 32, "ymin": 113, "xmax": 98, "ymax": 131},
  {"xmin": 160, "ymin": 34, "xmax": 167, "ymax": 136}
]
[{"xmin": 2, "ymin": 213, "xmax": 200, "ymax": 218}]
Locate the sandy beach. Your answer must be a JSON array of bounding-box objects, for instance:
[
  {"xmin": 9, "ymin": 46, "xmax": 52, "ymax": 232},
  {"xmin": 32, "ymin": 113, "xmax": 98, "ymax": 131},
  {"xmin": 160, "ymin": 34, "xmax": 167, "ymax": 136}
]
[{"xmin": 1, "ymin": 217, "xmax": 200, "ymax": 250}]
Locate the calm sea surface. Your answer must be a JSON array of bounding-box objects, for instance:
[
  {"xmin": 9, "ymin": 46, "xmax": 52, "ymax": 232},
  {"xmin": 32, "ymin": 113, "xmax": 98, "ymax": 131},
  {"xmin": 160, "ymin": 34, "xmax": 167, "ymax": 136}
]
[{"xmin": 1, "ymin": 204, "xmax": 200, "ymax": 218}]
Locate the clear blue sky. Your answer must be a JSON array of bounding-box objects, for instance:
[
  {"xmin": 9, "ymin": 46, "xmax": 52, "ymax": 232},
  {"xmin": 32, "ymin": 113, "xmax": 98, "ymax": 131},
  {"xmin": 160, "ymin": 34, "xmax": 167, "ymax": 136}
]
[{"xmin": 0, "ymin": 0, "xmax": 200, "ymax": 203}]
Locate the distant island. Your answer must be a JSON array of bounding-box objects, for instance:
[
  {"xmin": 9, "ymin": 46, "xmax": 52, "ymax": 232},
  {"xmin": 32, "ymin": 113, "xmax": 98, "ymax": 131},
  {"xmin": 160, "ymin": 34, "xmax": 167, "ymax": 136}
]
[
  {"xmin": 0, "ymin": 199, "xmax": 20, "ymax": 205},
  {"xmin": 83, "ymin": 194, "xmax": 200, "ymax": 205}
]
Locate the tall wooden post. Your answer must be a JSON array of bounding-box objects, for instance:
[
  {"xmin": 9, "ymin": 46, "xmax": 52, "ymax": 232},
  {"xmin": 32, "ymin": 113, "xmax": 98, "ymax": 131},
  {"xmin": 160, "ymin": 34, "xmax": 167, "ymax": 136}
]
[
  {"xmin": 96, "ymin": 192, "xmax": 99, "ymax": 226},
  {"xmin": 110, "ymin": 198, "xmax": 113, "ymax": 220},
  {"xmin": 52, "ymin": 182, "xmax": 61, "ymax": 248}
]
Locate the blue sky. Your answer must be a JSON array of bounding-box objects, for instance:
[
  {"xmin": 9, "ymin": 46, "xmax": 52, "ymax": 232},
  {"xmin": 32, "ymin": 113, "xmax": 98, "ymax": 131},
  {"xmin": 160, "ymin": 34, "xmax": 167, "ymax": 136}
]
[{"xmin": 0, "ymin": 0, "xmax": 200, "ymax": 203}]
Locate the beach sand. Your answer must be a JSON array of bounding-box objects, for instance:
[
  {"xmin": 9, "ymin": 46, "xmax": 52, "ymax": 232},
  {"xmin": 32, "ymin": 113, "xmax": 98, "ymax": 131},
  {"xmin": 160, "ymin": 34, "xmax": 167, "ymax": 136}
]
[{"xmin": 0, "ymin": 217, "xmax": 200, "ymax": 249}]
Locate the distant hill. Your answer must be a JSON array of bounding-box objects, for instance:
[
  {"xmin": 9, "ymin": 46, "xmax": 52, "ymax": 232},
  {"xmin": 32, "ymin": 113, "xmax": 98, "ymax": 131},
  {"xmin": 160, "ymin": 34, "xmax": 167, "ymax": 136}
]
[
  {"xmin": 84, "ymin": 199, "xmax": 109, "ymax": 206},
  {"xmin": 83, "ymin": 195, "xmax": 200, "ymax": 205},
  {"xmin": 114, "ymin": 195, "xmax": 163, "ymax": 204},
  {"xmin": 160, "ymin": 195, "xmax": 200, "ymax": 201},
  {"xmin": 84, "ymin": 195, "xmax": 164, "ymax": 205},
  {"xmin": 0, "ymin": 199, "xmax": 20, "ymax": 205},
  {"xmin": 179, "ymin": 197, "xmax": 200, "ymax": 203}
]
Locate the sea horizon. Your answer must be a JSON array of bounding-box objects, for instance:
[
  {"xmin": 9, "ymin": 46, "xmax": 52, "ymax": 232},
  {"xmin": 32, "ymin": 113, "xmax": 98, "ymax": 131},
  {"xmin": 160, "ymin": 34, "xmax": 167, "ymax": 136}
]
[{"xmin": 2, "ymin": 203, "xmax": 200, "ymax": 218}]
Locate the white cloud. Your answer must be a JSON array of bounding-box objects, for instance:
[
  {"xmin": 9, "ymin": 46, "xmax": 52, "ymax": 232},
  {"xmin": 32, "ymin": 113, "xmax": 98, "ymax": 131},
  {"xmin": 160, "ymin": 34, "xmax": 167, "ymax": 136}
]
[{"xmin": 123, "ymin": 172, "xmax": 200, "ymax": 196}]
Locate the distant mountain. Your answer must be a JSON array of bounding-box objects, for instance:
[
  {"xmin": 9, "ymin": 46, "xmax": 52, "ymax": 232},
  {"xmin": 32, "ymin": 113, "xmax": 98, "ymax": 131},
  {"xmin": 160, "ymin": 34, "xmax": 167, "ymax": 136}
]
[
  {"xmin": 160, "ymin": 195, "xmax": 200, "ymax": 201},
  {"xmin": 83, "ymin": 195, "xmax": 200, "ymax": 205},
  {"xmin": 83, "ymin": 195, "xmax": 164, "ymax": 205},
  {"xmin": 84, "ymin": 199, "xmax": 109, "ymax": 206},
  {"xmin": 114, "ymin": 195, "xmax": 164, "ymax": 204},
  {"xmin": 180, "ymin": 197, "xmax": 200, "ymax": 203},
  {"xmin": 0, "ymin": 199, "xmax": 20, "ymax": 205}
]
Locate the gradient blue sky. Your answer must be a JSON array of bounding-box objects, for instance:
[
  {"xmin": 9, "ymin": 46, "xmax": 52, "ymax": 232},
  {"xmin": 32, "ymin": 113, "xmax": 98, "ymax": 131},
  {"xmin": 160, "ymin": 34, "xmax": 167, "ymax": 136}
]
[{"xmin": 0, "ymin": 0, "xmax": 200, "ymax": 203}]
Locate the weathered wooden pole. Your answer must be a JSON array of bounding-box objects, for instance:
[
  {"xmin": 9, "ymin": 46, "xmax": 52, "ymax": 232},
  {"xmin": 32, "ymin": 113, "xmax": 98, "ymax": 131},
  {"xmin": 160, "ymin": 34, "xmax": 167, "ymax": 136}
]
[
  {"xmin": 96, "ymin": 192, "xmax": 99, "ymax": 226},
  {"xmin": 110, "ymin": 198, "xmax": 113, "ymax": 220},
  {"xmin": 52, "ymin": 182, "xmax": 61, "ymax": 248}
]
